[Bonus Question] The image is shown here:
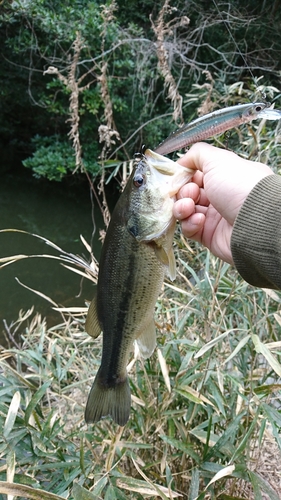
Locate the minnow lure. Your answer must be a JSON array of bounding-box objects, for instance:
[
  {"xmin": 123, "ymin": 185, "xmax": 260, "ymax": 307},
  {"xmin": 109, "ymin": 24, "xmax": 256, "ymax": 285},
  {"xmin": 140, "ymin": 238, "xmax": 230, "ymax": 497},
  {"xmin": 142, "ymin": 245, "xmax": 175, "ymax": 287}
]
[{"xmin": 155, "ymin": 102, "xmax": 281, "ymax": 155}]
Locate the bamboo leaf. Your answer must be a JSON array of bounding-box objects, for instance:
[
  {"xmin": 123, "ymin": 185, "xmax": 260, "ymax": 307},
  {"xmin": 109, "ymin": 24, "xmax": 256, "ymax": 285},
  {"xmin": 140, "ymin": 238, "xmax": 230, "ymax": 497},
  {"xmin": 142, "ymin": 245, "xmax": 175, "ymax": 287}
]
[
  {"xmin": 205, "ymin": 464, "xmax": 235, "ymax": 488},
  {"xmin": 24, "ymin": 382, "xmax": 52, "ymax": 425},
  {"xmin": 176, "ymin": 385, "xmax": 215, "ymax": 408},
  {"xmin": 194, "ymin": 329, "xmax": 243, "ymax": 358},
  {"xmin": 188, "ymin": 467, "xmax": 199, "ymax": 500},
  {"xmin": 3, "ymin": 391, "xmax": 21, "ymax": 438},
  {"xmin": 262, "ymin": 403, "xmax": 281, "ymax": 452},
  {"xmin": 252, "ymin": 334, "xmax": 281, "ymax": 377},
  {"xmin": 0, "ymin": 481, "xmax": 66, "ymax": 499},
  {"xmin": 248, "ymin": 471, "xmax": 280, "ymax": 500},
  {"xmin": 203, "ymin": 412, "xmax": 245, "ymax": 461},
  {"xmin": 72, "ymin": 483, "xmax": 101, "ymax": 500},
  {"xmin": 223, "ymin": 335, "xmax": 251, "ymax": 365},
  {"xmin": 230, "ymin": 413, "xmax": 259, "ymax": 462},
  {"xmin": 160, "ymin": 435, "xmax": 200, "ymax": 462},
  {"xmin": 131, "ymin": 457, "xmax": 182, "ymax": 498},
  {"xmin": 157, "ymin": 348, "xmax": 171, "ymax": 393},
  {"xmin": 6, "ymin": 450, "xmax": 16, "ymax": 500}
]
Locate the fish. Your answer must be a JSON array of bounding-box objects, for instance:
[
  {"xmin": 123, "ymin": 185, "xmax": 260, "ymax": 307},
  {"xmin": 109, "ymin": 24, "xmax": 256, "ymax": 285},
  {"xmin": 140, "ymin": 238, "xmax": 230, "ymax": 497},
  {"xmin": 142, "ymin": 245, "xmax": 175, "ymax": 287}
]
[
  {"xmin": 155, "ymin": 102, "xmax": 281, "ymax": 155},
  {"xmin": 84, "ymin": 149, "xmax": 194, "ymax": 426}
]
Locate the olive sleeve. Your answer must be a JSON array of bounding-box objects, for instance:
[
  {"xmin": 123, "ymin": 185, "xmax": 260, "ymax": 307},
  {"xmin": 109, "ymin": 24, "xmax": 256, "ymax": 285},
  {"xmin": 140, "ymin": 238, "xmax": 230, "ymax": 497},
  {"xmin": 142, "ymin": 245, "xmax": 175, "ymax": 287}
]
[{"xmin": 230, "ymin": 174, "xmax": 281, "ymax": 290}]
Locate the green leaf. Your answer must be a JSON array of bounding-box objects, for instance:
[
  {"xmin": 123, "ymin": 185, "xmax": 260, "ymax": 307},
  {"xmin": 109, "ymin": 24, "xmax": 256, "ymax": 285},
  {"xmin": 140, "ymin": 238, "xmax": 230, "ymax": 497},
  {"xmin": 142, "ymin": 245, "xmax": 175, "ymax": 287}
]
[
  {"xmin": 80, "ymin": 437, "xmax": 86, "ymax": 476},
  {"xmin": 3, "ymin": 391, "xmax": 21, "ymax": 438},
  {"xmin": 6, "ymin": 449, "xmax": 15, "ymax": 483},
  {"xmin": 194, "ymin": 329, "xmax": 242, "ymax": 358},
  {"xmin": 230, "ymin": 413, "xmax": 259, "ymax": 462},
  {"xmin": 202, "ymin": 415, "xmax": 212, "ymax": 460},
  {"xmin": 204, "ymin": 412, "xmax": 245, "ymax": 461},
  {"xmin": 104, "ymin": 484, "xmax": 117, "ymax": 500},
  {"xmin": 160, "ymin": 435, "xmax": 201, "ymax": 462},
  {"xmin": 175, "ymin": 388, "xmax": 205, "ymax": 405},
  {"xmin": 247, "ymin": 471, "xmax": 280, "ymax": 500},
  {"xmin": 24, "ymin": 381, "xmax": 52, "ymax": 426},
  {"xmin": 0, "ymin": 481, "xmax": 66, "ymax": 499},
  {"xmin": 188, "ymin": 468, "xmax": 199, "ymax": 500},
  {"xmin": 90, "ymin": 476, "xmax": 108, "ymax": 497},
  {"xmin": 222, "ymin": 334, "xmax": 251, "ymax": 365},
  {"xmin": 252, "ymin": 334, "xmax": 281, "ymax": 377},
  {"xmin": 261, "ymin": 403, "xmax": 281, "ymax": 452},
  {"xmin": 72, "ymin": 483, "xmax": 101, "ymax": 500}
]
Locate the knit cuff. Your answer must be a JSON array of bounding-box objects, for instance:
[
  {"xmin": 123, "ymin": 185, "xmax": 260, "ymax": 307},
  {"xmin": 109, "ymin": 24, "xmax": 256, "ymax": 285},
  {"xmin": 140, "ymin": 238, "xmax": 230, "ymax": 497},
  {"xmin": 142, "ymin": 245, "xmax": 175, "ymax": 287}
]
[{"xmin": 231, "ymin": 174, "xmax": 281, "ymax": 289}]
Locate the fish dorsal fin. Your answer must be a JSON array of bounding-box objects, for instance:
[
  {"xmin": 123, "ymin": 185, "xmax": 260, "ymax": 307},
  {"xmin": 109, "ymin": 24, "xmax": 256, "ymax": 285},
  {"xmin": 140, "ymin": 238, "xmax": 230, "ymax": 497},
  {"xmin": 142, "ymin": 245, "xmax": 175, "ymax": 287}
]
[
  {"xmin": 136, "ymin": 319, "xmax": 157, "ymax": 359},
  {"xmin": 85, "ymin": 292, "xmax": 101, "ymax": 339},
  {"xmin": 153, "ymin": 244, "xmax": 176, "ymax": 282}
]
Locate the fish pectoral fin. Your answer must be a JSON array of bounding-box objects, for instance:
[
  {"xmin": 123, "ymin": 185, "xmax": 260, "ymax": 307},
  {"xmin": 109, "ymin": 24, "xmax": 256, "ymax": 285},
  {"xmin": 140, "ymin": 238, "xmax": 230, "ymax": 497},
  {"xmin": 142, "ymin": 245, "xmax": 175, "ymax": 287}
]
[
  {"xmin": 153, "ymin": 244, "xmax": 169, "ymax": 266},
  {"xmin": 153, "ymin": 244, "xmax": 176, "ymax": 281},
  {"xmin": 136, "ymin": 320, "xmax": 156, "ymax": 359},
  {"xmin": 166, "ymin": 247, "xmax": 176, "ymax": 281},
  {"xmin": 85, "ymin": 293, "xmax": 101, "ymax": 339}
]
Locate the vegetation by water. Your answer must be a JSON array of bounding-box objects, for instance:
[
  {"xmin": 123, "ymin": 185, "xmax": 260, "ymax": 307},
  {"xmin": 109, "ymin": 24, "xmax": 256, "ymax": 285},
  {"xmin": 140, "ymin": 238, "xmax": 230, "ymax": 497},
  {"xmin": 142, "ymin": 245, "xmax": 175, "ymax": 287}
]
[
  {"xmin": 1, "ymin": 0, "xmax": 281, "ymax": 180},
  {"xmin": 1, "ymin": 1, "xmax": 281, "ymax": 499},
  {"xmin": 1, "ymin": 241, "xmax": 281, "ymax": 499}
]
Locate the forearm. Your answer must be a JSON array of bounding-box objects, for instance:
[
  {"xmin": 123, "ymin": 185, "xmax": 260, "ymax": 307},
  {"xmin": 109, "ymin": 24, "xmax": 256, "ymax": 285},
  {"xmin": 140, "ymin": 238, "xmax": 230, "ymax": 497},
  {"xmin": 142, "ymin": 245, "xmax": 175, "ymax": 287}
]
[{"xmin": 231, "ymin": 175, "xmax": 281, "ymax": 290}]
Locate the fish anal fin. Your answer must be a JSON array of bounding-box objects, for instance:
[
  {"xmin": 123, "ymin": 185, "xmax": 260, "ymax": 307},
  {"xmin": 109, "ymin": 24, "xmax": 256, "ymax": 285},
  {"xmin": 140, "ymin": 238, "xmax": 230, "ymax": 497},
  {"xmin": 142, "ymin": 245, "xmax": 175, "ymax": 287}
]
[
  {"xmin": 85, "ymin": 370, "xmax": 131, "ymax": 426},
  {"xmin": 85, "ymin": 293, "xmax": 101, "ymax": 339},
  {"xmin": 136, "ymin": 320, "xmax": 157, "ymax": 359}
]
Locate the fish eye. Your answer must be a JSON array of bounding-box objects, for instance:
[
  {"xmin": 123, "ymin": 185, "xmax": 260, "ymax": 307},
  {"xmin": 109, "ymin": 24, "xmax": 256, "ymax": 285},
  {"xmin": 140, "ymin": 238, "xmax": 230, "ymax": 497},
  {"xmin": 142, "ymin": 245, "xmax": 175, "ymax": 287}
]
[
  {"xmin": 255, "ymin": 104, "xmax": 263, "ymax": 112},
  {"xmin": 133, "ymin": 174, "xmax": 145, "ymax": 188}
]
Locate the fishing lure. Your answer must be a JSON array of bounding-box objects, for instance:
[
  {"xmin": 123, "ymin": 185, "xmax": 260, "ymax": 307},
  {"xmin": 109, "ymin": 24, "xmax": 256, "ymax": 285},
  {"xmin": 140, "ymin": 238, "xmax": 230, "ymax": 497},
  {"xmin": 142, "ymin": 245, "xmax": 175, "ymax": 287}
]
[{"xmin": 155, "ymin": 102, "xmax": 281, "ymax": 155}]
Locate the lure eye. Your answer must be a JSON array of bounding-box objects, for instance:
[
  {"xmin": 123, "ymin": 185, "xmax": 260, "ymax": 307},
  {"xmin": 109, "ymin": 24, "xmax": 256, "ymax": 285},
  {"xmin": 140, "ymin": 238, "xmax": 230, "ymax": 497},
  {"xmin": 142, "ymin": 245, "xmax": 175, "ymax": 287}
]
[
  {"xmin": 133, "ymin": 173, "xmax": 145, "ymax": 188},
  {"xmin": 255, "ymin": 105, "xmax": 263, "ymax": 112}
]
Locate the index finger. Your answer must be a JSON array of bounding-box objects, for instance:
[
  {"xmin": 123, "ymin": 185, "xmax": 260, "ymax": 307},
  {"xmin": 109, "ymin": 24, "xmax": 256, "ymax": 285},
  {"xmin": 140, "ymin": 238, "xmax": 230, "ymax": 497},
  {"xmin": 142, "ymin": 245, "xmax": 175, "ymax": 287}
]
[{"xmin": 176, "ymin": 142, "xmax": 235, "ymax": 172}]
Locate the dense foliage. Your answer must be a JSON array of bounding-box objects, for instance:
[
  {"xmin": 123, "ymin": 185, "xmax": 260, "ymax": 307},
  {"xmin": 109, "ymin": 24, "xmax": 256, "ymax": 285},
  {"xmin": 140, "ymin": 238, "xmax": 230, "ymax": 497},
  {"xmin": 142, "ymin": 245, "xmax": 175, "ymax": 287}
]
[
  {"xmin": 1, "ymin": 0, "xmax": 281, "ymax": 179},
  {"xmin": 0, "ymin": 1, "xmax": 281, "ymax": 498},
  {"xmin": 0, "ymin": 241, "xmax": 281, "ymax": 499}
]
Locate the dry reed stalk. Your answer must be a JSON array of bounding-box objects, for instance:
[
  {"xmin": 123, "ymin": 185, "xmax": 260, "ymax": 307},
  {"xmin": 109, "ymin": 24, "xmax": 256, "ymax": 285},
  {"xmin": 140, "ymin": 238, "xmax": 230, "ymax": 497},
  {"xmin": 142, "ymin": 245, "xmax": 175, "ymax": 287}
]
[
  {"xmin": 97, "ymin": 1, "xmax": 121, "ymax": 227},
  {"xmin": 150, "ymin": 0, "xmax": 189, "ymax": 124},
  {"xmin": 43, "ymin": 32, "xmax": 97, "ymax": 174}
]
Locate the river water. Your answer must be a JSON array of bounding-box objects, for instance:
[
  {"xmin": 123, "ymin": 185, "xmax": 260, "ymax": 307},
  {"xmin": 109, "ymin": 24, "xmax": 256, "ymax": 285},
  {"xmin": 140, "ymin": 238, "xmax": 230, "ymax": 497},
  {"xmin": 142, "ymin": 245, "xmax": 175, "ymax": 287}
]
[{"xmin": 0, "ymin": 161, "xmax": 105, "ymax": 343}]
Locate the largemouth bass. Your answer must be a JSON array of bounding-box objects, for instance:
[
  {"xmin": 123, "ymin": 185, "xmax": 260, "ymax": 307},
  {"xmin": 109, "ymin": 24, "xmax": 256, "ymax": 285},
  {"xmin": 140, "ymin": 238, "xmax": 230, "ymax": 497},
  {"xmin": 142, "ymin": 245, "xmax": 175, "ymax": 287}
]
[{"xmin": 85, "ymin": 149, "xmax": 194, "ymax": 426}]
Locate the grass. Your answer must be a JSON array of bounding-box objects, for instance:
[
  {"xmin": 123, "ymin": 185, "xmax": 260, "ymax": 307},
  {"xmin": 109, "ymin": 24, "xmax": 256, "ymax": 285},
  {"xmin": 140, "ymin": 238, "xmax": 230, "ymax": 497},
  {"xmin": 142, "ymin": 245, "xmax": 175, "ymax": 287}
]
[
  {"xmin": 0, "ymin": 237, "xmax": 281, "ymax": 500},
  {"xmin": 1, "ymin": 83, "xmax": 281, "ymax": 499}
]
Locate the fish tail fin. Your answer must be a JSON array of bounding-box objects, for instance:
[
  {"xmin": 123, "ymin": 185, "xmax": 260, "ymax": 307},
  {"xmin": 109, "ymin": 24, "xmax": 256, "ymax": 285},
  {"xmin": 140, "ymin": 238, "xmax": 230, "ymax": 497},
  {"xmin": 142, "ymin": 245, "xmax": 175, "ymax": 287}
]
[{"xmin": 85, "ymin": 372, "xmax": 131, "ymax": 426}]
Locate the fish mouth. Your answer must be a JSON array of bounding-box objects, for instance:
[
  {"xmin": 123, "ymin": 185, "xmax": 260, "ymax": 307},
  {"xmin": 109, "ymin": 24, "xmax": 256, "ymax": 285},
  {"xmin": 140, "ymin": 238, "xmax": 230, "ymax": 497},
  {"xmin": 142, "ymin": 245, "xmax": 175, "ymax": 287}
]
[
  {"xmin": 144, "ymin": 149, "xmax": 179, "ymax": 175},
  {"xmin": 144, "ymin": 148, "xmax": 194, "ymax": 197}
]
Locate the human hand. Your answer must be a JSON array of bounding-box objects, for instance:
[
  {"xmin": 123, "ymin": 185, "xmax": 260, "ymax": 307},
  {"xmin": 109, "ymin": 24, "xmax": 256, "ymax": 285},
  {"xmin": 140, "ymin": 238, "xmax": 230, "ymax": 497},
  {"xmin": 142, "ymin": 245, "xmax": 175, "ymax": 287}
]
[{"xmin": 173, "ymin": 142, "xmax": 274, "ymax": 264}]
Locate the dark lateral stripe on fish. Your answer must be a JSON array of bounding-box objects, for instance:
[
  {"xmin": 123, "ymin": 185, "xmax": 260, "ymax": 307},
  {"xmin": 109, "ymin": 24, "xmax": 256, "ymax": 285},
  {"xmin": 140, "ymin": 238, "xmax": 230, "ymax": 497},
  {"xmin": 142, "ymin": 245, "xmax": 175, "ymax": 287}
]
[{"xmin": 98, "ymin": 244, "xmax": 137, "ymax": 386}]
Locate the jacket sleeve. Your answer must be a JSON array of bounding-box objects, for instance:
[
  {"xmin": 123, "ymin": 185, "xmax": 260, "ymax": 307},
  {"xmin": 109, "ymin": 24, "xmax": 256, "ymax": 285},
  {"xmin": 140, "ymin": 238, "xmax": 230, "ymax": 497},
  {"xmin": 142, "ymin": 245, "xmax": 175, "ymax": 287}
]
[{"xmin": 230, "ymin": 174, "xmax": 281, "ymax": 290}]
